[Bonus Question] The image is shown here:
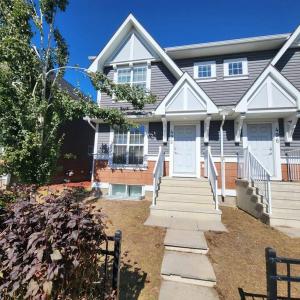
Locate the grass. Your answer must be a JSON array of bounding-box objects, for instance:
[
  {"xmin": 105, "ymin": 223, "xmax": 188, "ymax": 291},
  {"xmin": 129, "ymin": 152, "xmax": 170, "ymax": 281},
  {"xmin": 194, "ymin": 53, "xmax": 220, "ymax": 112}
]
[
  {"xmin": 92, "ymin": 199, "xmax": 166, "ymax": 300},
  {"xmin": 206, "ymin": 207, "xmax": 300, "ymax": 300}
]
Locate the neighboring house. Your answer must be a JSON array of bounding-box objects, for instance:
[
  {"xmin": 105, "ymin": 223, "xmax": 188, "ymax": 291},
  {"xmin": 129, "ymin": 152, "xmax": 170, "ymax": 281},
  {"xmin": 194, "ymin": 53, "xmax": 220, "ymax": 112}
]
[
  {"xmin": 87, "ymin": 14, "xmax": 300, "ymax": 227},
  {"xmin": 52, "ymin": 79, "xmax": 95, "ymax": 183}
]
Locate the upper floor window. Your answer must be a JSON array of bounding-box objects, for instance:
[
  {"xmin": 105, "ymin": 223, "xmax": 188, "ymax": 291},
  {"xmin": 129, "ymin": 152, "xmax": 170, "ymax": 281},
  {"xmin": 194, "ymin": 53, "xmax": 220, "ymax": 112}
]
[
  {"xmin": 112, "ymin": 125, "xmax": 145, "ymax": 166},
  {"xmin": 224, "ymin": 58, "xmax": 248, "ymax": 79},
  {"xmin": 194, "ymin": 61, "xmax": 216, "ymax": 81},
  {"xmin": 116, "ymin": 65, "xmax": 149, "ymax": 91}
]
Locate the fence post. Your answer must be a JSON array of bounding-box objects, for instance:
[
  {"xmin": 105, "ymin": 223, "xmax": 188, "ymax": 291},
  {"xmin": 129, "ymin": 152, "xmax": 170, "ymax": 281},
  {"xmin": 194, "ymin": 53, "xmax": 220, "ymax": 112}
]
[
  {"xmin": 112, "ymin": 230, "xmax": 122, "ymax": 299},
  {"xmin": 265, "ymin": 247, "xmax": 277, "ymax": 300}
]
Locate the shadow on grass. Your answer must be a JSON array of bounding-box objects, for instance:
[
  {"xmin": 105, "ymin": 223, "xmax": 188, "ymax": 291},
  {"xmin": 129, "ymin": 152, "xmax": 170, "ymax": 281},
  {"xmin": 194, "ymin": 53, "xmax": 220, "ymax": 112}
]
[{"xmin": 238, "ymin": 288, "xmax": 300, "ymax": 300}]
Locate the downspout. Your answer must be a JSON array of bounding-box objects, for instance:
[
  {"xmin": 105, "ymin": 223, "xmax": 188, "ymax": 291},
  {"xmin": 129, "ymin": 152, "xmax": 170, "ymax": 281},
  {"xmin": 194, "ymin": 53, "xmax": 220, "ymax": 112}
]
[{"xmin": 220, "ymin": 114, "xmax": 226, "ymax": 200}]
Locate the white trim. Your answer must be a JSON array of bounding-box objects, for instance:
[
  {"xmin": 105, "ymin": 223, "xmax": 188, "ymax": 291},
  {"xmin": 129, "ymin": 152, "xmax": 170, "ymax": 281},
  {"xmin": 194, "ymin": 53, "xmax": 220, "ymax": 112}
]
[
  {"xmin": 243, "ymin": 120, "xmax": 282, "ymax": 180},
  {"xmin": 235, "ymin": 65, "xmax": 300, "ymax": 113},
  {"xmin": 147, "ymin": 156, "xmax": 170, "ymax": 161},
  {"xmin": 234, "ymin": 114, "xmax": 246, "ymax": 143},
  {"xmin": 88, "ymin": 14, "xmax": 182, "ymax": 79},
  {"xmin": 217, "ymin": 189, "xmax": 236, "ymax": 197},
  {"xmin": 284, "ymin": 112, "xmax": 300, "ymax": 143},
  {"xmin": 92, "ymin": 181, "xmax": 109, "ymax": 189},
  {"xmin": 271, "ymin": 26, "xmax": 300, "ymax": 66},
  {"xmin": 169, "ymin": 122, "xmax": 201, "ymax": 178},
  {"xmin": 224, "ymin": 57, "xmax": 248, "ymax": 78},
  {"xmin": 224, "ymin": 75, "xmax": 249, "ymax": 81},
  {"xmin": 193, "ymin": 61, "xmax": 216, "ymax": 80},
  {"xmin": 145, "ymin": 184, "xmax": 154, "ymax": 192},
  {"xmin": 155, "ymin": 72, "xmax": 218, "ymax": 115},
  {"xmin": 91, "ymin": 124, "xmax": 99, "ymax": 183},
  {"xmin": 204, "ymin": 115, "xmax": 211, "ymax": 143}
]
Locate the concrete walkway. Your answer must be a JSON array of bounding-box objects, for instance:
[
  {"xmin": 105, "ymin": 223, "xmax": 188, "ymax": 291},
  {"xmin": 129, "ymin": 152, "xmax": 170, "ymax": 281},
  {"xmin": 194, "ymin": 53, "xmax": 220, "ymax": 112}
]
[{"xmin": 145, "ymin": 215, "xmax": 225, "ymax": 300}]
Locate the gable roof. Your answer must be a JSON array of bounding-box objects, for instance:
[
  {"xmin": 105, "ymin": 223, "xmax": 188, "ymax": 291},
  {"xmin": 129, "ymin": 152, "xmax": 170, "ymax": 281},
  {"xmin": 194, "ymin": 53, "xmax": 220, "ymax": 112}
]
[
  {"xmin": 155, "ymin": 72, "xmax": 218, "ymax": 115},
  {"xmin": 88, "ymin": 14, "xmax": 183, "ymax": 79},
  {"xmin": 271, "ymin": 25, "xmax": 300, "ymax": 66},
  {"xmin": 235, "ymin": 65, "xmax": 300, "ymax": 112}
]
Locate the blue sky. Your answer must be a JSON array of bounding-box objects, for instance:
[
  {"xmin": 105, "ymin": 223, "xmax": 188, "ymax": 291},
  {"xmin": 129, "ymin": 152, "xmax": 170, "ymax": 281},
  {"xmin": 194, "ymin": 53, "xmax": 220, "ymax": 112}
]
[{"xmin": 55, "ymin": 0, "xmax": 300, "ymax": 99}]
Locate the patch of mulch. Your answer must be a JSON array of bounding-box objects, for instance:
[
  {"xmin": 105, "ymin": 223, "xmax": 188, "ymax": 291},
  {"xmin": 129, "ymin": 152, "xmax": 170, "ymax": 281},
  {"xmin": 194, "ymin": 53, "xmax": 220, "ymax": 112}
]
[{"xmin": 206, "ymin": 207, "xmax": 300, "ymax": 300}]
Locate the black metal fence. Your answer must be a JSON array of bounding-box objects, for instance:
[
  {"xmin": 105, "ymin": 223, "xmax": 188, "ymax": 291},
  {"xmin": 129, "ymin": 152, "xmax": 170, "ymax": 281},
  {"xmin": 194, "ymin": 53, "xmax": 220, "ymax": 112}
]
[
  {"xmin": 101, "ymin": 230, "xmax": 122, "ymax": 300},
  {"xmin": 266, "ymin": 247, "xmax": 300, "ymax": 300}
]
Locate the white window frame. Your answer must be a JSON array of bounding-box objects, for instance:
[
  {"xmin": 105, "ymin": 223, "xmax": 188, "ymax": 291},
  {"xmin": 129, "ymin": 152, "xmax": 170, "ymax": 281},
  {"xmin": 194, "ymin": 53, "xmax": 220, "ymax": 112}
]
[
  {"xmin": 109, "ymin": 183, "xmax": 145, "ymax": 199},
  {"xmin": 109, "ymin": 124, "xmax": 148, "ymax": 169},
  {"xmin": 223, "ymin": 58, "xmax": 248, "ymax": 80},
  {"xmin": 194, "ymin": 61, "xmax": 216, "ymax": 81},
  {"xmin": 113, "ymin": 63, "xmax": 151, "ymax": 94}
]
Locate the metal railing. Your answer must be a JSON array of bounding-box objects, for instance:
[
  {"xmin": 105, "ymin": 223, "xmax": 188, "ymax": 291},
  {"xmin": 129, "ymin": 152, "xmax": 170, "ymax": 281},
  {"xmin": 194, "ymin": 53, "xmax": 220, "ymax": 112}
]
[
  {"xmin": 204, "ymin": 147, "xmax": 219, "ymax": 210},
  {"xmin": 152, "ymin": 146, "xmax": 165, "ymax": 206},
  {"xmin": 266, "ymin": 247, "xmax": 300, "ymax": 300},
  {"xmin": 100, "ymin": 230, "xmax": 122, "ymax": 300},
  {"xmin": 285, "ymin": 148, "xmax": 300, "ymax": 182},
  {"xmin": 238, "ymin": 148, "xmax": 272, "ymax": 214}
]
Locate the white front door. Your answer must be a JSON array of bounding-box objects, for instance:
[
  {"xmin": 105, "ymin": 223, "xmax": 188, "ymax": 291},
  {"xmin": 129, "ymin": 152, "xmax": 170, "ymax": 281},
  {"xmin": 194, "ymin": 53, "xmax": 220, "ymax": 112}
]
[
  {"xmin": 247, "ymin": 123, "xmax": 274, "ymax": 175},
  {"xmin": 173, "ymin": 125, "xmax": 196, "ymax": 176}
]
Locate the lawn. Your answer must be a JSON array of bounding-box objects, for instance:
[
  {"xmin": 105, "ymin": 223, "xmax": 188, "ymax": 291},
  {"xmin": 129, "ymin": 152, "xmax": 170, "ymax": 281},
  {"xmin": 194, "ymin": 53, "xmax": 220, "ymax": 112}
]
[
  {"xmin": 92, "ymin": 199, "xmax": 166, "ymax": 300},
  {"xmin": 206, "ymin": 207, "xmax": 300, "ymax": 300}
]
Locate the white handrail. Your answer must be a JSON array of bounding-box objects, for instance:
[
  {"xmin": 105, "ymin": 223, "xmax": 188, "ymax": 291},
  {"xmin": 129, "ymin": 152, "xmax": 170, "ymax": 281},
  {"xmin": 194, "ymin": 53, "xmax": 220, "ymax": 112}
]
[
  {"xmin": 152, "ymin": 146, "xmax": 165, "ymax": 205},
  {"xmin": 239, "ymin": 148, "xmax": 272, "ymax": 214},
  {"xmin": 204, "ymin": 147, "xmax": 219, "ymax": 210},
  {"xmin": 285, "ymin": 148, "xmax": 300, "ymax": 181}
]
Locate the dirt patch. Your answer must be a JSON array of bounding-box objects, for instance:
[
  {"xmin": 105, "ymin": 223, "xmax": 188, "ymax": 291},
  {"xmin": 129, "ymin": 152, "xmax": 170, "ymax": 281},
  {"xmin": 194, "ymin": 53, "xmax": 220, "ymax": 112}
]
[
  {"xmin": 206, "ymin": 207, "xmax": 300, "ymax": 300},
  {"xmin": 93, "ymin": 199, "xmax": 165, "ymax": 300}
]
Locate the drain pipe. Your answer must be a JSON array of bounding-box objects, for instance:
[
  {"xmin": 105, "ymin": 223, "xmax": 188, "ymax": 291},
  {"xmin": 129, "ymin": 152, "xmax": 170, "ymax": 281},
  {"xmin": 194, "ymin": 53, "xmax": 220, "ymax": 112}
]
[{"xmin": 220, "ymin": 114, "xmax": 226, "ymax": 200}]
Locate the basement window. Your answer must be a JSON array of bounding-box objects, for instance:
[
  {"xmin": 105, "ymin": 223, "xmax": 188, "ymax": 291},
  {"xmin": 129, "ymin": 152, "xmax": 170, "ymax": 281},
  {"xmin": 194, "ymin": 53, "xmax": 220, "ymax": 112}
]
[{"xmin": 110, "ymin": 184, "xmax": 143, "ymax": 199}]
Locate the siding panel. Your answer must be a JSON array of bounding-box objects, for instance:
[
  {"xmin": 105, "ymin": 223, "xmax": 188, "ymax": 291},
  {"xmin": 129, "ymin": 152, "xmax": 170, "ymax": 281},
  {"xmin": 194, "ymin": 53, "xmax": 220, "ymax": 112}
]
[
  {"xmin": 148, "ymin": 121, "xmax": 170, "ymax": 156},
  {"xmin": 97, "ymin": 124, "xmax": 110, "ymax": 155},
  {"xmin": 175, "ymin": 50, "xmax": 276, "ymax": 106}
]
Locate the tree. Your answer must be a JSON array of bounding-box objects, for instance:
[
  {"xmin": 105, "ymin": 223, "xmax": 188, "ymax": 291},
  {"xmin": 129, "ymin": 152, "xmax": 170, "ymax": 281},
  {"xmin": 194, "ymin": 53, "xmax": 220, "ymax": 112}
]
[{"xmin": 0, "ymin": 0, "xmax": 156, "ymax": 185}]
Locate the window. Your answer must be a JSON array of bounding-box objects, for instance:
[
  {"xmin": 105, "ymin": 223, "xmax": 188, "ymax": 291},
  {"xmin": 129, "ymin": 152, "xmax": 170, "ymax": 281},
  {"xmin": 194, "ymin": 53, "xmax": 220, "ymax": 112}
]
[
  {"xmin": 194, "ymin": 61, "xmax": 216, "ymax": 80},
  {"xmin": 110, "ymin": 184, "xmax": 143, "ymax": 199},
  {"xmin": 112, "ymin": 125, "xmax": 145, "ymax": 166},
  {"xmin": 224, "ymin": 58, "xmax": 248, "ymax": 78},
  {"xmin": 116, "ymin": 65, "xmax": 149, "ymax": 91}
]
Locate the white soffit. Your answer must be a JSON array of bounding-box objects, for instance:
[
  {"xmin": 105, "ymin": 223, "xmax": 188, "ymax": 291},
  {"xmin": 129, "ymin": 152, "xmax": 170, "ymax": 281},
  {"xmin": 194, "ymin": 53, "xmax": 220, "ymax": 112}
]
[
  {"xmin": 88, "ymin": 14, "xmax": 183, "ymax": 79},
  {"xmin": 155, "ymin": 72, "xmax": 218, "ymax": 115},
  {"xmin": 235, "ymin": 65, "xmax": 299, "ymax": 112}
]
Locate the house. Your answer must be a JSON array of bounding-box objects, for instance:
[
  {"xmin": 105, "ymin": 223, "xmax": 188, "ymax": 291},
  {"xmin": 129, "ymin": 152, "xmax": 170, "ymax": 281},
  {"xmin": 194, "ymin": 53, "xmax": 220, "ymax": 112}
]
[{"xmin": 87, "ymin": 14, "xmax": 300, "ymax": 228}]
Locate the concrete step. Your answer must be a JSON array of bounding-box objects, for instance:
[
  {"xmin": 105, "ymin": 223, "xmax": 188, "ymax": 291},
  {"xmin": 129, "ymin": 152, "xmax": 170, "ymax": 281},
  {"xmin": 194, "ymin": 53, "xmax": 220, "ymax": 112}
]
[
  {"xmin": 157, "ymin": 193, "xmax": 214, "ymax": 203},
  {"xmin": 156, "ymin": 201, "xmax": 215, "ymax": 211},
  {"xmin": 271, "ymin": 183, "xmax": 300, "ymax": 192},
  {"xmin": 272, "ymin": 199, "xmax": 300, "ymax": 209},
  {"xmin": 161, "ymin": 178, "xmax": 210, "ymax": 188},
  {"xmin": 164, "ymin": 229, "xmax": 209, "ymax": 254},
  {"xmin": 271, "ymin": 191, "xmax": 300, "ymax": 200},
  {"xmin": 271, "ymin": 210, "xmax": 300, "ymax": 220},
  {"xmin": 159, "ymin": 185, "xmax": 212, "ymax": 195},
  {"xmin": 270, "ymin": 217, "xmax": 300, "ymax": 228},
  {"xmin": 161, "ymin": 251, "xmax": 217, "ymax": 286},
  {"xmin": 162, "ymin": 177, "xmax": 207, "ymax": 182},
  {"xmin": 151, "ymin": 204, "xmax": 221, "ymax": 221},
  {"xmin": 159, "ymin": 281, "xmax": 219, "ymax": 300}
]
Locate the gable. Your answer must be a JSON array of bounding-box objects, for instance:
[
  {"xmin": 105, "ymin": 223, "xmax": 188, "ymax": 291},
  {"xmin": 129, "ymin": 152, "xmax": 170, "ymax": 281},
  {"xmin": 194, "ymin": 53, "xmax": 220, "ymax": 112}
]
[
  {"xmin": 108, "ymin": 30, "xmax": 158, "ymax": 64},
  {"xmin": 155, "ymin": 72, "xmax": 218, "ymax": 115},
  {"xmin": 88, "ymin": 14, "xmax": 182, "ymax": 79},
  {"xmin": 247, "ymin": 77, "xmax": 296, "ymax": 110},
  {"xmin": 235, "ymin": 65, "xmax": 300, "ymax": 112},
  {"xmin": 166, "ymin": 84, "xmax": 206, "ymax": 112}
]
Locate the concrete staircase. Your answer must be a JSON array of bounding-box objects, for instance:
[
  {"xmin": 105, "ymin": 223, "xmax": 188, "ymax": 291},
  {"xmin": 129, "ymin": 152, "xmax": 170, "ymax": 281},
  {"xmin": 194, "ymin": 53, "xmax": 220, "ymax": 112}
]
[
  {"xmin": 270, "ymin": 181, "xmax": 300, "ymax": 228},
  {"xmin": 159, "ymin": 229, "xmax": 219, "ymax": 300},
  {"xmin": 150, "ymin": 177, "xmax": 221, "ymax": 221}
]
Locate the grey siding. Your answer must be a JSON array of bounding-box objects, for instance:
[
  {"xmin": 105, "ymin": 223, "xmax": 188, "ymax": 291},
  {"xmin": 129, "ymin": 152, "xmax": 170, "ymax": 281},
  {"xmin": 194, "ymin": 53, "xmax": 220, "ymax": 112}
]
[
  {"xmin": 279, "ymin": 119, "xmax": 300, "ymax": 157},
  {"xmin": 175, "ymin": 50, "xmax": 276, "ymax": 106},
  {"xmin": 201, "ymin": 120, "xmax": 242, "ymax": 156},
  {"xmin": 148, "ymin": 121, "xmax": 170, "ymax": 156},
  {"xmin": 100, "ymin": 62, "xmax": 176, "ymax": 112},
  {"xmin": 97, "ymin": 124, "xmax": 110, "ymax": 155},
  {"xmin": 276, "ymin": 48, "xmax": 300, "ymax": 90}
]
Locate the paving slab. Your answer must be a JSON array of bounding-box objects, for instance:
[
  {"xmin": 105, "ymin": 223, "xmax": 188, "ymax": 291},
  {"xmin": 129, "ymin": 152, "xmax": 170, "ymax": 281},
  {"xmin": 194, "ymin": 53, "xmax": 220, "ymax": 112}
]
[
  {"xmin": 161, "ymin": 250, "xmax": 216, "ymax": 286},
  {"xmin": 274, "ymin": 226, "xmax": 300, "ymax": 238},
  {"xmin": 159, "ymin": 280, "xmax": 219, "ymax": 300},
  {"xmin": 164, "ymin": 229, "xmax": 208, "ymax": 253},
  {"xmin": 145, "ymin": 215, "xmax": 227, "ymax": 232}
]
